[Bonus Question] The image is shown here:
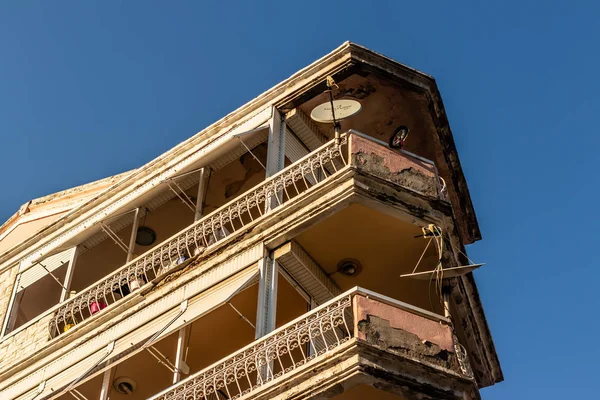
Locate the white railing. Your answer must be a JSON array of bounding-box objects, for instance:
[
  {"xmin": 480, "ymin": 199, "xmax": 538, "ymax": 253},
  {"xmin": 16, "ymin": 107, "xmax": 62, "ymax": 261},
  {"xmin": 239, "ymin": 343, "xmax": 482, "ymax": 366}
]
[
  {"xmin": 49, "ymin": 136, "xmax": 348, "ymax": 336},
  {"xmin": 47, "ymin": 131, "xmax": 446, "ymax": 338},
  {"xmin": 150, "ymin": 291, "xmax": 354, "ymax": 400},
  {"xmin": 149, "ymin": 288, "xmax": 472, "ymax": 400}
]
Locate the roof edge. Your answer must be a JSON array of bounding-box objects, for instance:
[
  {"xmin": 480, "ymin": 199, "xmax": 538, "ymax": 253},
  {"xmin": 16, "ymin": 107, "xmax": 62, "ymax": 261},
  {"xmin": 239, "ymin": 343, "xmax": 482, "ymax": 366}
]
[
  {"xmin": 0, "ymin": 42, "xmax": 355, "ymax": 267},
  {"xmin": 0, "ymin": 171, "xmax": 132, "ymax": 239}
]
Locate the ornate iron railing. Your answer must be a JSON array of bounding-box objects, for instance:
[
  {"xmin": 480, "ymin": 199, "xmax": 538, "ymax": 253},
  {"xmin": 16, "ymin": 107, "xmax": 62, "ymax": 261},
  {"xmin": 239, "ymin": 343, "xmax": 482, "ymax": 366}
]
[
  {"xmin": 454, "ymin": 342, "xmax": 474, "ymax": 378},
  {"xmin": 150, "ymin": 293, "xmax": 354, "ymax": 400},
  {"xmin": 49, "ymin": 136, "xmax": 348, "ymax": 336},
  {"xmin": 149, "ymin": 288, "xmax": 472, "ymax": 400}
]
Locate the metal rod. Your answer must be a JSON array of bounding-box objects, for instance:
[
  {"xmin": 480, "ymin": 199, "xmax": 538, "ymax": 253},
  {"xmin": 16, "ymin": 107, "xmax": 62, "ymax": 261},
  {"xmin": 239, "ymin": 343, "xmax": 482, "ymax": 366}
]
[
  {"xmin": 99, "ymin": 207, "xmax": 140, "ymax": 224},
  {"xmin": 228, "ymin": 302, "xmax": 256, "ymax": 329},
  {"xmin": 255, "ymin": 254, "xmax": 278, "ymax": 339},
  {"xmin": 172, "ymin": 180, "xmax": 196, "ymax": 208},
  {"xmin": 37, "ymin": 261, "xmax": 69, "ymax": 291},
  {"xmin": 126, "ymin": 208, "xmax": 141, "ymax": 263},
  {"xmin": 167, "ymin": 182, "xmax": 197, "ymax": 212},
  {"xmin": 326, "ymin": 78, "xmax": 341, "ymax": 144},
  {"xmin": 173, "ymin": 326, "xmax": 189, "ymax": 383},
  {"xmin": 100, "ymin": 222, "xmax": 130, "ymax": 253},
  {"xmin": 147, "ymin": 346, "xmax": 176, "ymax": 373},
  {"xmin": 99, "ymin": 367, "xmax": 114, "ymax": 400},
  {"xmin": 69, "ymin": 389, "xmax": 88, "ymax": 400},
  {"xmin": 60, "ymin": 247, "xmax": 79, "ymax": 302},
  {"xmin": 162, "ymin": 166, "xmax": 206, "ymax": 182},
  {"xmin": 237, "ymin": 137, "xmax": 266, "ymax": 170}
]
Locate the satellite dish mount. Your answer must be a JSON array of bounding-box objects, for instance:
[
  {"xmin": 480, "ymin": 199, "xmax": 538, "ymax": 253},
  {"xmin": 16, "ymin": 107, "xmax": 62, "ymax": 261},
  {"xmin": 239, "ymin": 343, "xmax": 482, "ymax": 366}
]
[
  {"xmin": 310, "ymin": 76, "xmax": 362, "ymax": 145},
  {"xmin": 325, "ymin": 76, "xmax": 342, "ymax": 144}
]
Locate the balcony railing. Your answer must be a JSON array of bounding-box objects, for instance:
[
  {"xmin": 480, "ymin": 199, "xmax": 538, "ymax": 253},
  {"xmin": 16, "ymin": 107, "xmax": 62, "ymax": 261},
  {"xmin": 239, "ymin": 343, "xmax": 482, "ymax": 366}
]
[
  {"xmin": 49, "ymin": 135, "xmax": 349, "ymax": 336},
  {"xmin": 149, "ymin": 288, "xmax": 472, "ymax": 400},
  {"xmin": 47, "ymin": 131, "xmax": 446, "ymax": 338}
]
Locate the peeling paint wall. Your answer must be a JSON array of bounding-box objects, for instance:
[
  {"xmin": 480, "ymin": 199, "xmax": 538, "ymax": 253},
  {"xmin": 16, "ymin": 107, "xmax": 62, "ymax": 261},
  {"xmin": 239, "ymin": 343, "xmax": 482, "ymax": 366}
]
[
  {"xmin": 349, "ymin": 133, "xmax": 438, "ymax": 198},
  {"xmin": 354, "ymin": 295, "xmax": 460, "ymax": 373}
]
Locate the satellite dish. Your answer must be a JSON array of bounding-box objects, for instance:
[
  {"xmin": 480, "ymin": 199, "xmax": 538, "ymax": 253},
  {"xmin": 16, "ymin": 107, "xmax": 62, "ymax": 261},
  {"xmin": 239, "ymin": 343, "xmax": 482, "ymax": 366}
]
[
  {"xmin": 400, "ymin": 263, "xmax": 485, "ymax": 280},
  {"xmin": 310, "ymin": 99, "xmax": 361, "ymax": 123}
]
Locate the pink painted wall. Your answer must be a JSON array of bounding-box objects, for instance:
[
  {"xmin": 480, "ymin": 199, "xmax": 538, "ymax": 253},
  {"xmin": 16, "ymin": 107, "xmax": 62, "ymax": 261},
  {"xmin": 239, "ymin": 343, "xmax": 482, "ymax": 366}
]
[
  {"xmin": 353, "ymin": 295, "xmax": 454, "ymax": 352},
  {"xmin": 349, "ymin": 133, "xmax": 436, "ymax": 178}
]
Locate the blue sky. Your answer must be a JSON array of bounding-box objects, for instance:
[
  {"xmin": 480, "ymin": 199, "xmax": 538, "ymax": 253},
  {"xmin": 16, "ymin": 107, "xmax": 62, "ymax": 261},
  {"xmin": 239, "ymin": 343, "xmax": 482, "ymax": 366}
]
[{"xmin": 1, "ymin": 1, "xmax": 598, "ymax": 398}]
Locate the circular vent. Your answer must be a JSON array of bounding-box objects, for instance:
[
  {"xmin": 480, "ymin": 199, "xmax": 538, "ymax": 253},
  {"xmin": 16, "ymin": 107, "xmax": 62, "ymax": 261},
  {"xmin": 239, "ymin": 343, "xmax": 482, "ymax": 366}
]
[{"xmin": 113, "ymin": 377, "xmax": 137, "ymax": 395}]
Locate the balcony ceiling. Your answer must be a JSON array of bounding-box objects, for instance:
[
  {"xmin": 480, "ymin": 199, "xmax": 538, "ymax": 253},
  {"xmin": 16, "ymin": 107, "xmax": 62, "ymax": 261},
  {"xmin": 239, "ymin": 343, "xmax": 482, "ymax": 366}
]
[{"xmin": 296, "ymin": 202, "xmax": 443, "ymax": 314}]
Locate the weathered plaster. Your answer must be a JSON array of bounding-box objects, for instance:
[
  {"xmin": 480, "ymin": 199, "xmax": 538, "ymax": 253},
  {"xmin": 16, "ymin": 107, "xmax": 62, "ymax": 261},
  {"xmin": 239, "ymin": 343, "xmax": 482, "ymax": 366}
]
[
  {"xmin": 349, "ymin": 133, "xmax": 438, "ymax": 198},
  {"xmin": 354, "ymin": 296, "xmax": 454, "ymax": 352}
]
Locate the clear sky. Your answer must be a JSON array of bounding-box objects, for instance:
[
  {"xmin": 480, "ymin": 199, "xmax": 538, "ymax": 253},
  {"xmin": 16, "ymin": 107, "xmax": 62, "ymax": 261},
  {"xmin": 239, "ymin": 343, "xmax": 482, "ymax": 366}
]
[{"xmin": 1, "ymin": 1, "xmax": 598, "ymax": 398}]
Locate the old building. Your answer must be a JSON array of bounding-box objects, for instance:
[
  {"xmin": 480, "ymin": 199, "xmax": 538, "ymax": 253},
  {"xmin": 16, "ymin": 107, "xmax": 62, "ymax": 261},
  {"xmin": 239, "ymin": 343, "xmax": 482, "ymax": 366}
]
[{"xmin": 0, "ymin": 42, "xmax": 502, "ymax": 400}]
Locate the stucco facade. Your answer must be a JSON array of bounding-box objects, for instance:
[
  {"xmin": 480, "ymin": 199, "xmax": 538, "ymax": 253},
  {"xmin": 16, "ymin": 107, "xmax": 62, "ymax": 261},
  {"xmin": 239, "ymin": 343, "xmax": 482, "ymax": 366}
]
[{"xmin": 0, "ymin": 42, "xmax": 501, "ymax": 400}]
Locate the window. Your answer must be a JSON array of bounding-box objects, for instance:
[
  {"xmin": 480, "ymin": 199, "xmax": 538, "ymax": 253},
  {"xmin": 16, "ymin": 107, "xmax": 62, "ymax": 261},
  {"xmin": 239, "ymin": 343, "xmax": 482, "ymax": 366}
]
[{"xmin": 3, "ymin": 247, "xmax": 75, "ymax": 335}]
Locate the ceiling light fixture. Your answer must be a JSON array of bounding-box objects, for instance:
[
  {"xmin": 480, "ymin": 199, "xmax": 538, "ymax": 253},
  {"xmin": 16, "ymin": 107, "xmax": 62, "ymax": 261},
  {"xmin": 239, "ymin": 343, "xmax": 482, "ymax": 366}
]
[
  {"xmin": 135, "ymin": 226, "xmax": 156, "ymax": 246},
  {"xmin": 113, "ymin": 377, "xmax": 137, "ymax": 395},
  {"xmin": 337, "ymin": 258, "xmax": 362, "ymax": 277}
]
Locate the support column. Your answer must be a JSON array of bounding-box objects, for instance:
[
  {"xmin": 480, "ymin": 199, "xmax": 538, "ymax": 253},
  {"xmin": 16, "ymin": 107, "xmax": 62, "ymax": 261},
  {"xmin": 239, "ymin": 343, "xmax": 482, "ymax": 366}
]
[
  {"xmin": 194, "ymin": 168, "xmax": 208, "ymax": 222},
  {"xmin": 265, "ymin": 108, "xmax": 286, "ymax": 212},
  {"xmin": 255, "ymin": 251, "xmax": 278, "ymax": 339},
  {"xmin": 126, "ymin": 208, "xmax": 141, "ymax": 263},
  {"xmin": 265, "ymin": 107, "xmax": 286, "ymax": 178},
  {"xmin": 99, "ymin": 367, "xmax": 115, "ymax": 400},
  {"xmin": 60, "ymin": 246, "xmax": 79, "ymax": 302},
  {"xmin": 173, "ymin": 326, "xmax": 189, "ymax": 383}
]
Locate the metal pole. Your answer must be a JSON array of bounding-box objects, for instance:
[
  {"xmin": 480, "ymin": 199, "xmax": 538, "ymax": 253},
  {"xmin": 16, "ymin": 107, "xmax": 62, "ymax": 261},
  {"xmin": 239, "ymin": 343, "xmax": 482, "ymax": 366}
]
[
  {"xmin": 173, "ymin": 326, "xmax": 189, "ymax": 383},
  {"xmin": 194, "ymin": 168, "xmax": 207, "ymax": 222},
  {"xmin": 265, "ymin": 107, "xmax": 286, "ymax": 178},
  {"xmin": 255, "ymin": 252, "xmax": 278, "ymax": 339},
  {"xmin": 60, "ymin": 247, "xmax": 79, "ymax": 302},
  {"xmin": 99, "ymin": 367, "xmax": 114, "ymax": 400},
  {"xmin": 126, "ymin": 208, "xmax": 141, "ymax": 263},
  {"xmin": 326, "ymin": 77, "xmax": 341, "ymax": 145},
  {"xmin": 265, "ymin": 108, "xmax": 286, "ymax": 212}
]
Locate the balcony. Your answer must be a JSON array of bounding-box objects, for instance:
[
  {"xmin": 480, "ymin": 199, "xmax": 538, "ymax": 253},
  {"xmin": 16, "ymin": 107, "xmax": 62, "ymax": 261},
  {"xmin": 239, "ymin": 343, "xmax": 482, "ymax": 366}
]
[
  {"xmin": 148, "ymin": 287, "xmax": 475, "ymax": 400},
  {"xmin": 0, "ymin": 131, "xmax": 453, "ymax": 398},
  {"xmin": 45, "ymin": 131, "xmax": 446, "ymax": 338}
]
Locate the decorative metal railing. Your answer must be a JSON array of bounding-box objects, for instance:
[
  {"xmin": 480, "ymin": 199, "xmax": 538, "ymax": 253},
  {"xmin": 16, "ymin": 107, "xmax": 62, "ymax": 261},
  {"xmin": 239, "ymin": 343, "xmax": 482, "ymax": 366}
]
[
  {"xmin": 49, "ymin": 136, "xmax": 348, "ymax": 336},
  {"xmin": 454, "ymin": 342, "xmax": 474, "ymax": 378},
  {"xmin": 149, "ymin": 288, "xmax": 473, "ymax": 400},
  {"xmin": 150, "ymin": 293, "xmax": 354, "ymax": 400}
]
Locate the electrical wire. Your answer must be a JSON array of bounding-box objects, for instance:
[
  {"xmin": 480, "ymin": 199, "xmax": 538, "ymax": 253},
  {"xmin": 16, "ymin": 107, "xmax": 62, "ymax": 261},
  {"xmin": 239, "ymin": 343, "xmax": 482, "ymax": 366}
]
[
  {"xmin": 411, "ymin": 238, "xmax": 433, "ymax": 275},
  {"xmin": 412, "ymin": 224, "xmax": 482, "ymax": 319}
]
